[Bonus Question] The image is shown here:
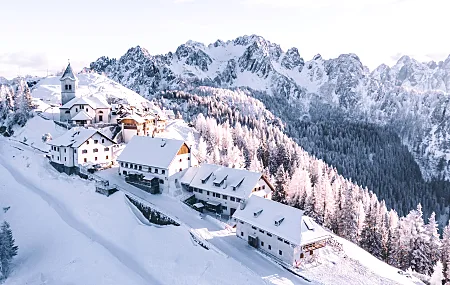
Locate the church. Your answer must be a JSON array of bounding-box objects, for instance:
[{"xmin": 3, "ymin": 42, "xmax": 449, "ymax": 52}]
[{"xmin": 59, "ymin": 63, "xmax": 112, "ymax": 125}]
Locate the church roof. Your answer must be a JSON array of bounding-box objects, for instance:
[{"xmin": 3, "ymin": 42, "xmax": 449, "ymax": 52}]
[
  {"xmin": 60, "ymin": 63, "xmax": 77, "ymax": 81},
  {"xmin": 71, "ymin": 110, "xmax": 93, "ymax": 121}
]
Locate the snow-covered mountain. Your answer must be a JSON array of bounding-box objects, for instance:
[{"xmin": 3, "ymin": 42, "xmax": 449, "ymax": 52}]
[{"xmin": 89, "ymin": 35, "xmax": 450, "ymax": 181}]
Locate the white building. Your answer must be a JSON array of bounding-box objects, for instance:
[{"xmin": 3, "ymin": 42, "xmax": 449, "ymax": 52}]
[
  {"xmin": 233, "ymin": 195, "xmax": 331, "ymax": 267},
  {"xmin": 117, "ymin": 136, "xmax": 198, "ymax": 193},
  {"xmin": 180, "ymin": 164, "xmax": 273, "ymax": 216},
  {"xmin": 58, "ymin": 63, "xmax": 112, "ymax": 124},
  {"xmin": 47, "ymin": 128, "xmax": 116, "ymax": 173}
]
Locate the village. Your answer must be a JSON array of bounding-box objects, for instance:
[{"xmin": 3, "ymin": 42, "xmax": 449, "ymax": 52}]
[{"xmin": 42, "ymin": 63, "xmax": 339, "ymax": 272}]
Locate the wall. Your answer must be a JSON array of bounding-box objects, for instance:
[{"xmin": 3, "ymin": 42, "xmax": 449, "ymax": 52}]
[
  {"xmin": 94, "ymin": 108, "xmax": 111, "ymax": 123},
  {"xmin": 118, "ymin": 162, "xmax": 169, "ymax": 192},
  {"xmin": 168, "ymin": 153, "xmax": 194, "ymax": 177},
  {"xmin": 76, "ymin": 133, "xmax": 114, "ymax": 165},
  {"xmin": 235, "ymin": 219, "xmax": 299, "ymax": 266},
  {"xmin": 70, "ymin": 104, "xmax": 97, "ymax": 121}
]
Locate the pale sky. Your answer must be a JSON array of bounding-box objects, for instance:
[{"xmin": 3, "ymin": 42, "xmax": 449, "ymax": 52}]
[{"xmin": 1, "ymin": 0, "xmax": 449, "ymax": 79}]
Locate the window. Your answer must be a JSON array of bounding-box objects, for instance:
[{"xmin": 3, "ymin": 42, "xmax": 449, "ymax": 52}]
[
  {"xmin": 68, "ymin": 85, "xmax": 72, "ymax": 90},
  {"xmin": 259, "ymin": 229, "xmax": 265, "ymax": 233},
  {"xmin": 121, "ymin": 162, "xmax": 124, "ymax": 167},
  {"xmin": 104, "ymin": 147, "xmax": 109, "ymax": 151},
  {"xmin": 159, "ymin": 179, "xmax": 164, "ymax": 184},
  {"xmin": 148, "ymin": 167, "xmax": 152, "ymax": 172},
  {"xmin": 86, "ymin": 141, "xmax": 89, "ymax": 145},
  {"xmin": 262, "ymin": 185, "xmax": 265, "ymax": 189},
  {"xmin": 198, "ymin": 189, "xmax": 203, "ymax": 194},
  {"xmin": 284, "ymin": 240, "xmax": 290, "ymax": 245},
  {"xmin": 57, "ymin": 156, "xmax": 60, "ymax": 161},
  {"xmin": 236, "ymin": 198, "xmax": 241, "ymax": 203},
  {"xmin": 86, "ymin": 108, "xmax": 89, "ymax": 112},
  {"xmin": 57, "ymin": 147, "xmax": 60, "ymax": 151},
  {"xmin": 193, "ymin": 188, "xmax": 198, "ymax": 192},
  {"xmin": 230, "ymin": 197, "xmax": 235, "ymax": 202},
  {"xmin": 93, "ymin": 148, "xmax": 98, "ymax": 153},
  {"xmin": 267, "ymin": 233, "xmax": 272, "ymax": 237},
  {"xmin": 239, "ymin": 221, "xmax": 244, "ymax": 224},
  {"xmin": 162, "ymin": 170, "xmax": 165, "ymax": 174},
  {"xmin": 222, "ymin": 195, "xmax": 227, "ymax": 200},
  {"xmin": 125, "ymin": 163, "xmax": 129, "ymax": 168},
  {"xmin": 207, "ymin": 191, "xmax": 210, "ymax": 196},
  {"xmin": 74, "ymin": 149, "xmax": 77, "ymax": 153},
  {"xmin": 138, "ymin": 165, "xmax": 142, "ymax": 170},
  {"xmin": 65, "ymin": 110, "xmax": 70, "ymax": 114},
  {"xmin": 268, "ymin": 245, "xmax": 271, "ymax": 250},
  {"xmin": 300, "ymin": 253, "xmax": 304, "ymax": 258},
  {"xmin": 279, "ymin": 250, "xmax": 282, "ymax": 256},
  {"xmin": 99, "ymin": 115, "xmax": 103, "ymax": 122},
  {"xmin": 52, "ymin": 155, "xmax": 54, "ymax": 159},
  {"xmin": 179, "ymin": 168, "xmax": 182, "ymax": 172},
  {"xmin": 64, "ymin": 157, "xmax": 66, "ymax": 161},
  {"xmin": 261, "ymin": 241, "xmax": 264, "ymax": 247},
  {"xmin": 95, "ymin": 157, "xmax": 98, "ymax": 161},
  {"xmin": 222, "ymin": 205, "xmax": 227, "ymax": 210},
  {"xmin": 94, "ymin": 140, "xmax": 98, "ymax": 144},
  {"xmin": 102, "ymin": 139, "xmax": 105, "ymax": 143},
  {"xmin": 179, "ymin": 159, "xmax": 182, "ymax": 162},
  {"xmin": 251, "ymin": 226, "xmax": 257, "ymax": 230},
  {"xmin": 123, "ymin": 170, "xmax": 127, "ymax": 175},
  {"xmin": 278, "ymin": 237, "xmax": 283, "ymax": 241},
  {"xmin": 155, "ymin": 169, "xmax": 158, "ymax": 174},
  {"xmin": 310, "ymin": 250, "xmax": 313, "ymax": 255},
  {"xmin": 134, "ymin": 165, "xmax": 137, "ymax": 169},
  {"xmin": 84, "ymin": 158, "xmax": 87, "ymax": 163},
  {"xmin": 65, "ymin": 84, "xmax": 68, "ymax": 90},
  {"xmin": 106, "ymin": 156, "xmax": 109, "ymax": 160},
  {"xmin": 76, "ymin": 108, "xmax": 78, "ymax": 112},
  {"xmin": 241, "ymin": 232, "xmax": 244, "ymax": 237}
]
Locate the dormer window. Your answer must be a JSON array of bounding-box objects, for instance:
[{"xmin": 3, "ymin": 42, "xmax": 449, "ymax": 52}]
[
  {"xmin": 253, "ymin": 209, "xmax": 263, "ymax": 218},
  {"xmin": 274, "ymin": 216, "xmax": 285, "ymax": 226}
]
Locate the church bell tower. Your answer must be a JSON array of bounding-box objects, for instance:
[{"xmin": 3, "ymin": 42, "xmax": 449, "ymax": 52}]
[{"xmin": 60, "ymin": 62, "xmax": 78, "ymax": 105}]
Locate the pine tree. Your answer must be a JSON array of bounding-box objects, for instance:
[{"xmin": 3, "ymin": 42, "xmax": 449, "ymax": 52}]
[
  {"xmin": 360, "ymin": 194, "xmax": 383, "ymax": 259},
  {"xmin": 13, "ymin": 80, "xmax": 33, "ymax": 126},
  {"xmin": 441, "ymin": 223, "xmax": 450, "ymax": 282},
  {"xmin": 339, "ymin": 185, "xmax": 359, "ymax": 241},
  {"xmin": 425, "ymin": 212, "xmax": 441, "ymax": 275},
  {"xmin": 0, "ymin": 221, "xmax": 18, "ymax": 278},
  {"xmin": 272, "ymin": 165, "xmax": 288, "ymax": 204},
  {"xmin": 197, "ymin": 137, "xmax": 208, "ymax": 164},
  {"xmin": 386, "ymin": 210, "xmax": 399, "ymax": 266},
  {"xmin": 408, "ymin": 204, "xmax": 431, "ymax": 275},
  {"xmin": 429, "ymin": 261, "xmax": 444, "ymax": 285}
]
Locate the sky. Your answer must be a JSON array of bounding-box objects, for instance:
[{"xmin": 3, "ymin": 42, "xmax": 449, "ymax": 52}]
[{"xmin": 1, "ymin": 0, "xmax": 449, "ymax": 79}]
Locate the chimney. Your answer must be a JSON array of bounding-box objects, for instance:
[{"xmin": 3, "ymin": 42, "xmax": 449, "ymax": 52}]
[{"xmin": 240, "ymin": 199, "xmax": 246, "ymax": 210}]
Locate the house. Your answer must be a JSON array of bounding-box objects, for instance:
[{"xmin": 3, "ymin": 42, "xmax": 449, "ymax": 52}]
[
  {"xmin": 233, "ymin": 195, "xmax": 331, "ymax": 267},
  {"xmin": 58, "ymin": 63, "xmax": 112, "ymax": 124},
  {"xmin": 117, "ymin": 136, "xmax": 198, "ymax": 193},
  {"xmin": 155, "ymin": 115, "xmax": 167, "ymax": 133},
  {"xmin": 118, "ymin": 114, "xmax": 156, "ymax": 143},
  {"xmin": 180, "ymin": 164, "xmax": 273, "ymax": 216},
  {"xmin": 164, "ymin": 109, "xmax": 176, "ymax": 120},
  {"xmin": 47, "ymin": 128, "xmax": 116, "ymax": 174}
]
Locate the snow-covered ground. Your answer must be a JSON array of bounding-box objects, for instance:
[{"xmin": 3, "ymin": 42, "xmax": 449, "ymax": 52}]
[
  {"xmin": 31, "ymin": 73, "xmax": 150, "ymax": 108},
  {"xmin": 0, "ymin": 110, "xmax": 425, "ymax": 285}
]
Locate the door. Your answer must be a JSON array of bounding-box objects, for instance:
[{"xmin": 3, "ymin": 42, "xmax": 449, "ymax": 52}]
[
  {"xmin": 99, "ymin": 115, "xmax": 103, "ymax": 122},
  {"xmin": 230, "ymin": 208, "xmax": 236, "ymax": 216},
  {"xmin": 248, "ymin": 235, "xmax": 259, "ymax": 248}
]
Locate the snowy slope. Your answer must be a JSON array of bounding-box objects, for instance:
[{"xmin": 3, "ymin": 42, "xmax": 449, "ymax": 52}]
[
  {"xmin": 0, "ymin": 142, "xmax": 266, "ymax": 285},
  {"xmin": 31, "ymin": 72, "xmax": 151, "ymax": 108}
]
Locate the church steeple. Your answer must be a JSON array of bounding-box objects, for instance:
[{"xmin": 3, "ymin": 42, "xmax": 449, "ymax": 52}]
[{"xmin": 60, "ymin": 62, "xmax": 78, "ymax": 105}]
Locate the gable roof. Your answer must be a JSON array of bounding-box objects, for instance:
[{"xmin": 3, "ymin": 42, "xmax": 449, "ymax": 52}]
[
  {"xmin": 186, "ymin": 164, "xmax": 270, "ymax": 199},
  {"xmin": 60, "ymin": 95, "xmax": 110, "ymax": 110},
  {"xmin": 47, "ymin": 128, "xmax": 115, "ymax": 148},
  {"xmin": 71, "ymin": 110, "xmax": 92, "ymax": 121},
  {"xmin": 60, "ymin": 63, "xmax": 77, "ymax": 81},
  {"xmin": 117, "ymin": 136, "xmax": 185, "ymax": 169},
  {"xmin": 233, "ymin": 196, "xmax": 330, "ymax": 246}
]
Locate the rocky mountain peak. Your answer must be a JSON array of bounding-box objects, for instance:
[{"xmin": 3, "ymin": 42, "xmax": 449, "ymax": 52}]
[{"xmin": 281, "ymin": 47, "xmax": 304, "ymax": 71}]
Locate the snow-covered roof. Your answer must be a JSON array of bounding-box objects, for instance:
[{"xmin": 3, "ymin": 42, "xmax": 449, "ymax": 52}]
[
  {"xmin": 186, "ymin": 164, "xmax": 270, "ymax": 199},
  {"xmin": 180, "ymin": 167, "xmax": 199, "ymax": 185},
  {"xmin": 118, "ymin": 114, "xmax": 146, "ymax": 124},
  {"xmin": 117, "ymin": 136, "xmax": 186, "ymax": 169},
  {"xmin": 233, "ymin": 196, "xmax": 330, "ymax": 246},
  {"xmin": 60, "ymin": 96, "xmax": 110, "ymax": 110},
  {"xmin": 71, "ymin": 110, "xmax": 92, "ymax": 121},
  {"xmin": 164, "ymin": 110, "xmax": 176, "ymax": 117},
  {"xmin": 47, "ymin": 128, "xmax": 114, "ymax": 148},
  {"xmin": 60, "ymin": 63, "xmax": 77, "ymax": 81}
]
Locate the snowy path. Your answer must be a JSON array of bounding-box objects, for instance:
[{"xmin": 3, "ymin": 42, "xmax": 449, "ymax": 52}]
[
  {"xmin": 99, "ymin": 168, "xmax": 310, "ymax": 285},
  {"xmin": 0, "ymin": 154, "xmax": 163, "ymax": 285}
]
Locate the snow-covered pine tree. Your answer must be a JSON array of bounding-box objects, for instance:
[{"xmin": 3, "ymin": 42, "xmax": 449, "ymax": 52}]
[
  {"xmin": 0, "ymin": 221, "xmax": 18, "ymax": 279},
  {"xmin": 386, "ymin": 209, "xmax": 399, "ymax": 266},
  {"xmin": 13, "ymin": 79, "xmax": 33, "ymax": 126},
  {"xmin": 338, "ymin": 185, "xmax": 359, "ymax": 241},
  {"xmin": 408, "ymin": 204, "xmax": 432, "ymax": 275},
  {"xmin": 429, "ymin": 261, "xmax": 444, "ymax": 285},
  {"xmin": 425, "ymin": 212, "xmax": 441, "ymax": 275},
  {"xmin": 272, "ymin": 165, "xmax": 288, "ymax": 204},
  {"xmin": 197, "ymin": 137, "xmax": 208, "ymax": 164},
  {"xmin": 441, "ymin": 222, "xmax": 450, "ymax": 282},
  {"xmin": 360, "ymin": 193, "xmax": 383, "ymax": 259}
]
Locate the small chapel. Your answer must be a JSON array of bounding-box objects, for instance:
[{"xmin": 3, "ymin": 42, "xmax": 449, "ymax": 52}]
[{"xmin": 59, "ymin": 63, "xmax": 112, "ymax": 125}]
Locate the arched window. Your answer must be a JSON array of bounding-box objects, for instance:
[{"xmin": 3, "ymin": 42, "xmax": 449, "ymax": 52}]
[
  {"xmin": 65, "ymin": 84, "xmax": 68, "ymax": 90},
  {"xmin": 99, "ymin": 111, "xmax": 103, "ymax": 114}
]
